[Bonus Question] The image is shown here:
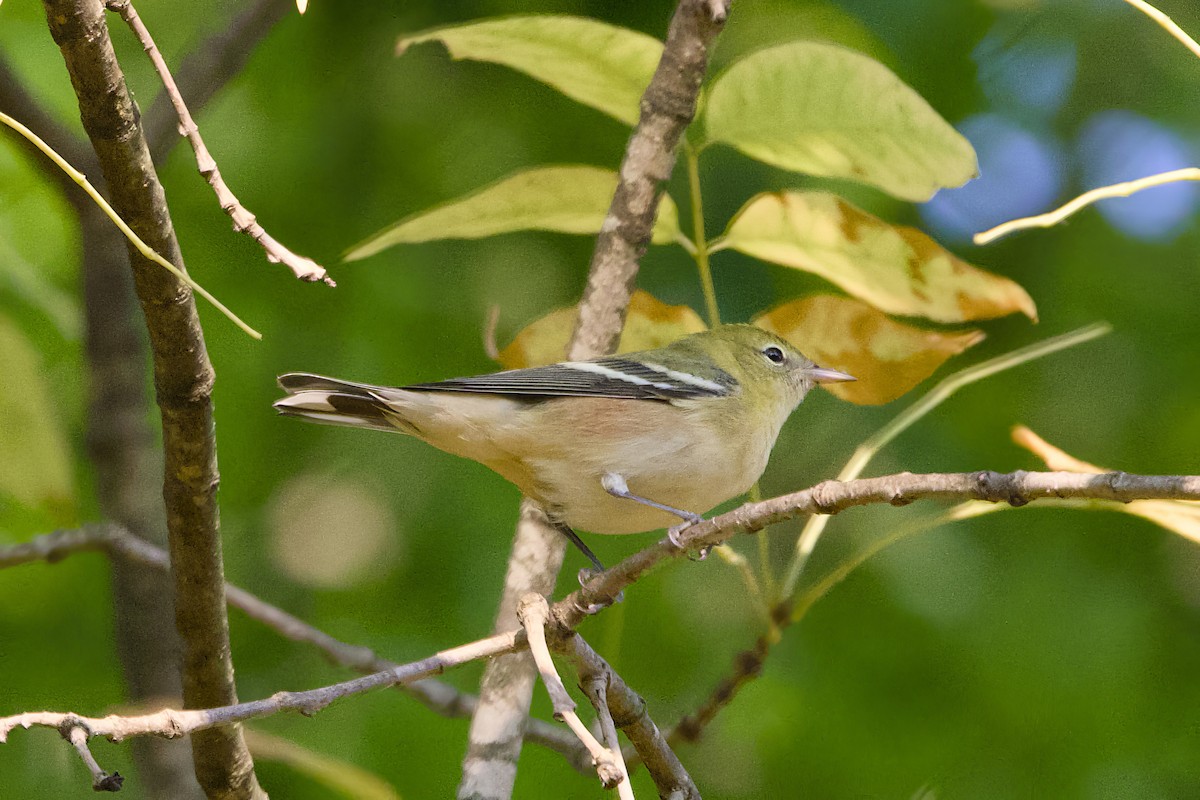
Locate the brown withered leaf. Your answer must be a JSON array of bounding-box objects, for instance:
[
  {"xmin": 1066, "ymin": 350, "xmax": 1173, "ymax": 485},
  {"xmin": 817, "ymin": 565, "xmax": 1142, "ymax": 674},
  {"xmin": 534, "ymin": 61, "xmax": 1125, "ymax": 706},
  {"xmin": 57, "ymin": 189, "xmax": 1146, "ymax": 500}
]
[
  {"xmin": 1012, "ymin": 426, "xmax": 1200, "ymax": 545},
  {"xmin": 720, "ymin": 191, "xmax": 1037, "ymax": 324},
  {"xmin": 497, "ymin": 290, "xmax": 707, "ymax": 369},
  {"xmin": 753, "ymin": 294, "xmax": 985, "ymax": 405}
]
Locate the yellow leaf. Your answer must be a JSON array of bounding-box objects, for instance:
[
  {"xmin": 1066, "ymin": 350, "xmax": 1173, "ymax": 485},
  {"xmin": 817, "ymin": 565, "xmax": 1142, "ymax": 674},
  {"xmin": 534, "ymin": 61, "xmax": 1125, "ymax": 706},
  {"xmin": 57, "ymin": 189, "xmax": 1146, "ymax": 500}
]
[
  {"xmin": 497, "ymin": 291, "xmax": 706, "ymax": 369},
  {"xmin": 0, "ymin": 314, "xmax": 74, "ymax": 517},
  {"xmin": 1012, "ymin": 426, "xmax": 1200, "ymax": 544},
  {"xmin": 720, "ymin": 191, "xmax": 1037, "ymax": 324},
  {"xmin": 754, "ymin": 295, "xmax": 984, "ymax": 405}
]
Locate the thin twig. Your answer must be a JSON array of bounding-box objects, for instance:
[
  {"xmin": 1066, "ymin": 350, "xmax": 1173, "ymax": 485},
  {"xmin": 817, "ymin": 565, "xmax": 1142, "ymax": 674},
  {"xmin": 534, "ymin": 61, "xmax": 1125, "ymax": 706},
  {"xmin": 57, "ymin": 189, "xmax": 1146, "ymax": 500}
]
[
  {"xmin": 0, "ymin": 526, "xmax": 584, "ymax": 765},
  {"xmin": 582, "ymin": 677, "xmax": 636, "ymax": 800},
  {"xmin": 65, "ymin": 724, "xmax": 125, "ymax": 792},
  {"xmin": 518, "ymin": 595, "xmax": 624, "ymax": 791},
  {"xmin": 0, "ymin": 632, "xmax": 524, "ymax": 745},
  {"xmin": 105, "ymin": 0, "xmax": 335, "ymax": 286},
  {"xmin": 555, "ymin": 469, "xmax": 1200, "ymax": 630},
  {"xmin": 0, "ymin": 110, "xmax": 261, "ymax": 339},
  {"xmin": 1122, "ymin": 0, "xmax": 1200, "ymax": 60},
  {"xmin": 558, "ymin": 634, "xmax": 699, "ymax": 800},
  {"xmin": 974, "ymin": 168, "xmax": 1200, "ymax": 245}
]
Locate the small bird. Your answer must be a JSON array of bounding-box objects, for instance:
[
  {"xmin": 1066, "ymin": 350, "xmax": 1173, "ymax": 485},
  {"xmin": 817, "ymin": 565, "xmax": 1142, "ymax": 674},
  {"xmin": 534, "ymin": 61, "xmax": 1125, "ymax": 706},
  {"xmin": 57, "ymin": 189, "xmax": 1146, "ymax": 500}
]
[{"xmin": 274, "ymin": 324, "xmax": 853, "ymax": 567}]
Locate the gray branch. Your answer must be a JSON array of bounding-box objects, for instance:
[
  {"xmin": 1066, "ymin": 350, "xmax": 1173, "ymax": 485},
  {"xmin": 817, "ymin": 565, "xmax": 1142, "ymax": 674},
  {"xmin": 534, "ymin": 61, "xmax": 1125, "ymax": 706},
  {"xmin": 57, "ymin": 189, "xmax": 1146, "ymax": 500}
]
[
  {"xmin": 0, "ymin": 525, "xmax": 585, "ymax": 766},
  {"xmin": 4, "ymin": 469, "xmax": 1197, "ymax": 793},
  {"xmin": 556, "ymin": 470, "xmax": 1200, "ymax": 629},
  {"xmin": 459, "ymin": 3, "xmax": 731, "ymax": 797}
]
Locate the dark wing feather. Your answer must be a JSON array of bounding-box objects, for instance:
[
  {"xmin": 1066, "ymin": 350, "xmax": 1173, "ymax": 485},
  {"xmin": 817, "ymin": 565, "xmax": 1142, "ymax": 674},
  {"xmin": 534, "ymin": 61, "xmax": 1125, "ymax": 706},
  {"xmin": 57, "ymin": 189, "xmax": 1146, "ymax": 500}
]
[{"xmin": 403, "ymin": 357, "xmax": 736, "ymax": 401}]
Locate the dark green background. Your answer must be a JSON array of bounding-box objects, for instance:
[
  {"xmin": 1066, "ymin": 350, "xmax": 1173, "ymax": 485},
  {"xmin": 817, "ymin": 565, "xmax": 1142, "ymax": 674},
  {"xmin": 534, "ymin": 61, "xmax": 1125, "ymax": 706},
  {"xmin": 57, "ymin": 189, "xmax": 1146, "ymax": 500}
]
[{"xmin": 2, "ymin": 0, "xmax": 1198, "ymax": 797}]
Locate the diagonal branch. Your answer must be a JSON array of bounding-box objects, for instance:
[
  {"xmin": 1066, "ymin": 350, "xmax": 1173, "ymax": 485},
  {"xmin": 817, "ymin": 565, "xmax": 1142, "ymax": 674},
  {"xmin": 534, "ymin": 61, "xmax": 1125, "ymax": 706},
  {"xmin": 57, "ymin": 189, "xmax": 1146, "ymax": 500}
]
[
  {"xmin": 105, "ymin": 0, "xmax": 333, "ymax": 285},
  {"xmin": 460, "ymin": 4, "xmax": 732, "ymax": 797},
  {"xmin": 5, "ymin": 469, "xmax": 1199, "ymax": 793},
  {"xmin": 0, "ymin": 526, "xmax": 586, "ymax": 766},
  {"xmin": 0, "ymin": 632, "xmax": 524, "ymax": 746},
  {"xmin": 560, "ymin": 633, "xmax": 698, "ymax": 799},
  {"xmin": 554, "ymin": 470, "xmax": 1200, "ymax": 629},
  {"xmin": 143, "ymin": 0, "xmax": 294, "ymax": 161},
  {"xmin": 517, "ymin": 595, "xmax": 625, "ymax": 792}
]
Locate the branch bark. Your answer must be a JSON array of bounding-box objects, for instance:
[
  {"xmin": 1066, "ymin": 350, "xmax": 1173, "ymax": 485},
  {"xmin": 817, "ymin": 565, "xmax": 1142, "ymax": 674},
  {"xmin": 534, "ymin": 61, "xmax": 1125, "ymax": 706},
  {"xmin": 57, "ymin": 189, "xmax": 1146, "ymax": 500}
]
[
  {"xmin": 0, "ymin": 52, "xmax": 205, "ymax": 800},
  {"xmin": 458, "ymin": 3, "xmax": 730, "ymax": 797},
  {"xmin": 5, "ymin": 470, "xmax": 1197, "ymax": 793},
  {"xmin": 0, "ymin": 525, "xmax": 585, "ymax": 766},
  {"xmin": 39, "ymin": 1, "xmax": 262, "ymax": 797},
  {"xmin": 556, "ymin": 470, "xmax": 1200, "ymax": 629}
]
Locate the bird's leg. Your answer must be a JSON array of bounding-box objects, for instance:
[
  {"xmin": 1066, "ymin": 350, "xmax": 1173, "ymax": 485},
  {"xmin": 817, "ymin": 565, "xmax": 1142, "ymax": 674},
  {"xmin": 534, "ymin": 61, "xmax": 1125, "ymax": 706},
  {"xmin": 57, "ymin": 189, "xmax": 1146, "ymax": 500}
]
[
  {"xmin": 552, "ymin": 521, "xmax": 606, "ymax": 573},
  {"xmin": 601, "ymin": 472, "xmax": 705, "ymax": 551},
  {"xmin": 551, "ymin": 521, "xmax": 623, "ymax": 610}
]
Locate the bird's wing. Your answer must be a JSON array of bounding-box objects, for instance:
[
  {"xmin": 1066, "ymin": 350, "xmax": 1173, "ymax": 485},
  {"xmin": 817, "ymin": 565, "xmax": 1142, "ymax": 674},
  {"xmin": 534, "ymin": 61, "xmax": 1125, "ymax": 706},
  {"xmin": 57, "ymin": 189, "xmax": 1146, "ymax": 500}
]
[{"xmin": 403, "ymin": 357, "xmax": 737, "ymax": 401}]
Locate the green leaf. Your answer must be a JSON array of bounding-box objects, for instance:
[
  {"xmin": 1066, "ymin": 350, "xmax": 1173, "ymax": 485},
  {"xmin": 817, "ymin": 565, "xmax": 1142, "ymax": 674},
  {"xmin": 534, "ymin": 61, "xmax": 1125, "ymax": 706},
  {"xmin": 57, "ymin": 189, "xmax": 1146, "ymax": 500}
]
[
  {"xmin": 754, "ymin": 295, "xmax": 984, "ymax": 405},
  {"xmin": 719, "ymin": 191, "xmax": 1037, "ymax": 323},
  {"xmin": 345, "ymin": 165, "xmax": 680, "ymax": 261},
  {"xmin": 0, "ymin": 313, "xmax": 74, "ymax": 515},
  {"xmin": 397, "ymin": 15, "xmax": 662, "ymax": 125},
  {"xmin": 702, "ymin": 41, "xmax": 977, "ymax": 201}
]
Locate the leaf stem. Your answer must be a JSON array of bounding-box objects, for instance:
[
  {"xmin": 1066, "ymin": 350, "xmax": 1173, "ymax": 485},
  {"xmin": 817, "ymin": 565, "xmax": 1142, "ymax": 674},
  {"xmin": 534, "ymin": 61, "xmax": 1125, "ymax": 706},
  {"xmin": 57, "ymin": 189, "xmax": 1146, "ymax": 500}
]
[
  {"xmin": 780, "ymin": 321, "xmax": 1112, "ymax": 597},
  {"xmin": 0, "ymin": 110, "xmax": 262, "ymax": 340},
  {"xmin": 684, "ymin": 142, "xmax": 721, "ymax": 326}
]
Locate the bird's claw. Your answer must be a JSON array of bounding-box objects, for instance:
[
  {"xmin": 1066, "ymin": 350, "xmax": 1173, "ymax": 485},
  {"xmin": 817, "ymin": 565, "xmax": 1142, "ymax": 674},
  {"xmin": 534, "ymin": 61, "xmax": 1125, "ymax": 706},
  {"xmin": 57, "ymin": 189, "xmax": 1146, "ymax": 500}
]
[
  {"xmin": 668, "ymin": 513, "xmax": 707, "ymax": 559},
  {"xmin": 576, "ymin": 568, "xmax": 623, "ymax": 608}
]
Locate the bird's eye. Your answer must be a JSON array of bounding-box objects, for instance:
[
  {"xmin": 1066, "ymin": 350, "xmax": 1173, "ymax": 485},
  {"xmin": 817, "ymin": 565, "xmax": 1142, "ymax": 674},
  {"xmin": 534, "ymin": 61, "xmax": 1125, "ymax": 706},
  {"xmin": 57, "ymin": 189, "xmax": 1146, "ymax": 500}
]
[{"xmin": 762, "ymin": 346, "xmax": 786, "ymax": 364}]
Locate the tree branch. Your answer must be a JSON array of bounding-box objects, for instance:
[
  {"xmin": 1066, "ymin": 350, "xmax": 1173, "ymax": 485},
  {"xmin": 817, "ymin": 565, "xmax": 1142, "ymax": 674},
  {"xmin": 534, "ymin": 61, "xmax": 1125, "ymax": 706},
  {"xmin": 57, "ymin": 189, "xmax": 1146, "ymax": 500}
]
[
  {"xmin": 517, "ymin": 595, "xmax": 625, "ymax": 792},
  {"xmin": 5, "ymin": 469, "xmax": 1198, "ymax": 792},
  {"xmin": 556, "ymin": 470, "xmax": 1200, "ymax": 628},
  {"xmin": 0, "ymin": 632, "xmax": 523, "ymax": 745},
  {"xmin": 560, "ymin": 634, "xmax": 698, "ymax": 800},
  {"xmin": 106, "ymin": 0, "xmax": 333, "ymax": 285},
  {"xmin": 39, "ymin": 1, "xmax": 262, "ymax": 796},
  {"xmin": 0, "ymin": 525, "xmax": 586, "ymax": 766},
  {"xmin": 459, "ymin": 3, "xmax": 731, "ymax": 796},
  {"xmin": 143, "ymin": 0, "xmax": 294, "ymax": 161}
]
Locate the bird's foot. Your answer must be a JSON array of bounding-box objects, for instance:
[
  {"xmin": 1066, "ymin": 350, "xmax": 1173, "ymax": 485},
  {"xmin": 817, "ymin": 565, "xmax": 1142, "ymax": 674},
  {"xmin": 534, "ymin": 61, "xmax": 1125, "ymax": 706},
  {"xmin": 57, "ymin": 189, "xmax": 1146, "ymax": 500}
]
[
  {"xmin": 668, "ymin": 514, "xmax": 710, "ymax": 560},
  {"xmin": 577, "ymin": 567, "xmax": 623, "ymax": 610}
]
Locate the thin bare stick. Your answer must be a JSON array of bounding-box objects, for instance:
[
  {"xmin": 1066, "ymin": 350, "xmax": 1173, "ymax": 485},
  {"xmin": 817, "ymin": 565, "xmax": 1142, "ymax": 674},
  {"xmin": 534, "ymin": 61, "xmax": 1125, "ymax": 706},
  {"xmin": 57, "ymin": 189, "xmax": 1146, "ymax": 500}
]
[
  {"xmin": 518, "ymin": 595, "xmax": 624, "ymax": 791},
  {"xmin": 555, "ymin": 469, "xmax": 1200, "ymax": 629},
  {"xmin": 558, "ymin": 634, "xmax": 699, "ymax": 799},
  {"xmin": 1122, "ymin": 0, "xmax": 1200, "ymax": 60},
  {"xmin": 0, "ymin": 526, "xmax": 584, "ymax": 765},
  {"xmin": 0, "ymin": 632, "xmax": 523, "ymax": 746},
  {"xmin": 974, "ymin": 168, "xmax": 1200, "ymax": 245},
  {"xmin": 0, "ymin": 110, "xmax": 261, "ymax": 339},
  {"xmin": 66, "ymin": 725, "xmax": 126, "ymax": 792},
  {"xmin": 581, "ymin": 677, "xmax": 636, "ymax": 800},
  {"xmin": 104, "ymin": 0, "xmax": 335, "ymax": 286}
]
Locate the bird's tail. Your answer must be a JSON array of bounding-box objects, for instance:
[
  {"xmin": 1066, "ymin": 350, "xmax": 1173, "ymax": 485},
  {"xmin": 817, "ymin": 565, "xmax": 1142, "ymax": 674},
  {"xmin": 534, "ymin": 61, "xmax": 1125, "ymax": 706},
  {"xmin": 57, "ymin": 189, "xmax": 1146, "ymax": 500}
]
[{"xmin": 274, "ymin": 373, "xmax": 415, "ymax": 434}]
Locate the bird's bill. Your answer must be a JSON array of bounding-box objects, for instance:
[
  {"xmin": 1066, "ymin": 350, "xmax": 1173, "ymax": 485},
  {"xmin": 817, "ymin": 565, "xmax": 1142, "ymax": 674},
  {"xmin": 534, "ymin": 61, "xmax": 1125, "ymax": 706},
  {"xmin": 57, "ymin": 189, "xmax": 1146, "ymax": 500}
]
[{"xmin": 805, "ymin": 366, "xmax": 856, "ymax": 383}]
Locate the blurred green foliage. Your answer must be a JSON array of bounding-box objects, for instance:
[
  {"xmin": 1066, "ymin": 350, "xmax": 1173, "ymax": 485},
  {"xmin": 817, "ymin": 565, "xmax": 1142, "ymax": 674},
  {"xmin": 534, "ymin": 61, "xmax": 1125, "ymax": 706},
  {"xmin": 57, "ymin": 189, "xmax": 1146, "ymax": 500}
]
[{"xmin": 1, "ymin": 1, "xmax": 1199, "ymax": 798}]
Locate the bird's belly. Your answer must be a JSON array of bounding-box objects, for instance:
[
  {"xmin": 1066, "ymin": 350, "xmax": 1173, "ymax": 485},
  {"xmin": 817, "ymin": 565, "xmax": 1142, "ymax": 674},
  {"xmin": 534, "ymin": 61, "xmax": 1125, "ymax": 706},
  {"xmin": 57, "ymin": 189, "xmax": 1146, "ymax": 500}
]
[{"xmin": 527, "ymin": 439, "xmax": 755, "ymax": 535}]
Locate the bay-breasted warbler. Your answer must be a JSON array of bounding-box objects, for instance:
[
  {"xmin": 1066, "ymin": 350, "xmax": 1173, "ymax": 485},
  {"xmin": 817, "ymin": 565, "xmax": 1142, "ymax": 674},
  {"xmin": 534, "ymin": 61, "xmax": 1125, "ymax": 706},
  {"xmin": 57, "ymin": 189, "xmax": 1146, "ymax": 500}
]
[{"xmin": 275, "ymin": 324, "xmax": 853, "ymax": 564}]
